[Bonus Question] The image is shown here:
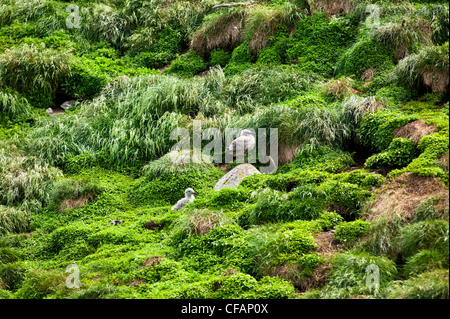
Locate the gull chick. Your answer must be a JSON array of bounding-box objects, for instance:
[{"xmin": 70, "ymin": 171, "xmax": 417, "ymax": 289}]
[{"xmin": 172, "ymin": 188, "xmax": 198, "ymax": 211}]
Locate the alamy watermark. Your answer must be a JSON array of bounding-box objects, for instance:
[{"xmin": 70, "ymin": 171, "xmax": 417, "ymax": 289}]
[
  {"xmin": 169, "ymin": 121, "xmax": 279, "ymax": 174},
  {"xmin": 366, "ymin": 264, "xmax": 380, "ymax": 290},
  {"xmin": 365, "ymin": 4, "xmax": 380, "ymax": 29},
  {"xmin": 65, "ymin": 263, "xmax": 80, "ymax": 289},
  {"xmin": 65, "ymin": 4, "xmax": 81, "ymax": 29}
]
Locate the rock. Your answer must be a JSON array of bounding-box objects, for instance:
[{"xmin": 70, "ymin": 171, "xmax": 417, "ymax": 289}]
[
  {"xmin": 46, "ymin": 108, "xmax": 54, "ymax": 115},
  {"xmin": 61, "ymin": 100, "xmax": 77, "ymax": 110},
  {"xmin": 214, "ymin": 163, "xmax": 260, "ymax": 191}
]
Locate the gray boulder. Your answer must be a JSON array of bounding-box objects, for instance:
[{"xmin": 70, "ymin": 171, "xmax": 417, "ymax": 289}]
[{"xmin": 214, "ymin": 163, "xmax": 260, "ymax": 191}]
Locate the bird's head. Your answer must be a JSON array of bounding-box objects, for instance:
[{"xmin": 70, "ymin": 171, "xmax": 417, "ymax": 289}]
[
  {"xmin": 185, "ymin": 188, "xmax": 198, "ymax": 196},
  {"xmin": 241, "ymin": 129, "xmax": 255, "ymax": 137}
]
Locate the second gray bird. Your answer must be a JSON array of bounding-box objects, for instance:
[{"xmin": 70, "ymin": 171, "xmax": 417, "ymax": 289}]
[{"xmin": 172, "ymin": 188, "xmax": 198, "ymax": 211}]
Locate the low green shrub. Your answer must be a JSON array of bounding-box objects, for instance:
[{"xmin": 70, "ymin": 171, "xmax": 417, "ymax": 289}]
[
  {"xmin": 287, "ymin": 12, "xmax": 358, "ymax": 78},
  {"xmin": 246, "ymin": 226, "xmax": 317, "ymax": 276},
  {"xmin": 223, "ymin": 43, "xmax": 254, "ymax": 76},
  {"xmin": 375, "ymin": 85, "xmax": 414, "ymax": 106},
  {"xmin": 129, "ymin": 51, "xmax": 174, "ymax": 69},
  {"xmin": 365, "ymin": 138, "xmax": 420, "ymax": 169},
  {"xmin": 332, "ymin": 169, "xmax": 386, "ymax": 188},
  {"xmin": 278, "ymin": 145, "xmax": 355, "ymax": 174},
  {"xmin": 164, "ymin": 51, "xmax": 208, "ymax": 77},
  {"xmin": 209, "ymin": 49, "xmax": 231, "ymax": 67},
  {"xmin": 62, "ymin": 151, "xmax": 101, "ymax": 175},
  {"xmin": 63, "ymin": 56, "xmax": 156, "ymax": 99},
  {"xmin": 191, "ymin": 188, "xmax": 250, "ymax": 211},
  {"xmin": 336, "ymin": 35, "xmax": 394, "ymax": 79},
  {"xmin": 314, "ymin": 211, "xmax": 344, "ymax": 231},
  {"xmin": 319, "ymin": 180, "xmax": 373, "ymax": 218},
  {"xmin": 62, "ymin": 56, "xmax": 107, "ymax": 99},
  {"xmin": 388, "ymin": 131, "xmax": 449, "ymax": 186},
  {"xmin": 334, "ymin": 220, "xmax": 371, "ymax": 244},
  {"xmin": 357, "ymin": 110, "xmax": 418, "ymax": 152}
]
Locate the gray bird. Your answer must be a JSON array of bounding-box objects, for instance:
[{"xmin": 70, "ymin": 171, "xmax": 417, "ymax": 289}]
[
  {"xmin": 110, "ymin": 220, "xmax": 123, "ymax": 226},
  {"xmin": 172, "ymin": 188, "xmax": 198, "ymax": 211},
  {"xmin": 227, "ymin": 129, "xmax": 256, "ymax": 154}
]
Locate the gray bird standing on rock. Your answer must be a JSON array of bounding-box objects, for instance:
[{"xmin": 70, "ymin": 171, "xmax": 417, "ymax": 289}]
[{"xmin": 172, "ymin": 188, "xmax": 198, "ymax": 211}]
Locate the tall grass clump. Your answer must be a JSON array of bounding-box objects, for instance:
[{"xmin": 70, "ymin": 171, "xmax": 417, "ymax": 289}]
[
  {"xmin": 0, "ymin": 89, "xmax": 32, "ymax": 120},
  {"xmin": 396, "ymin": 220, "xmax": 449, "ymax": 260},
  {"xmin": 0, "ymin": 44, "xmax": 71, "ymax": 94},
  {"xmin": 80, "ymin": 3, "xmax": 131, "ymax": 49},
  {"xmin": 142, "ymin": 149, "xmax": 217, "ymax": 179},
  {"xmin": 221, "ymin": 65, "xmax": 320, "ymax": 110},
  {"xmin": 0, "ymin": 44, "xmax": 72, "ymax": 107},
  {"xmin": 244, "ymin": 3, "xmax": 301, "ymax": 55},
  {"xmin": 0, "ymin": 206, "xmax": 30, "ymax": 235},
  {"xmin": 0, "ymin": 148, "xmax": 62, "ymax": 211},
  {"xmin": 393, "ymin": 42, "xmax": 449, "ymax": 93},
  {"xmin": 26, "ymin": 67, "xmax": 320, "ymax": 167},
  {"xmin": 417, "ymin": 3, "xmax": 449, "ymax": 45},
  {"xmin": 191, "ymin": 9, "xmax": 246, "ymax": 58},
  {"xmin": 168, "ymin": 209, "xmax": 231, "ymax": 244},
  {"xmin": 374, "ymin": 18, "xmax": 433, "ymax": 61}
]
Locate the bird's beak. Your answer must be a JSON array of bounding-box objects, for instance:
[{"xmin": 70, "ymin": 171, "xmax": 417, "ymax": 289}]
[{"xmin": 193, "ymin": 191, "xmax": 198, "ymax": 195}]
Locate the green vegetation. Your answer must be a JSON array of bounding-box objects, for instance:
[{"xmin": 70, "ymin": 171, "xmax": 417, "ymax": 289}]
[{"xmin": 0, "ymin": 0, "xmax": 448, "ymax": 301}]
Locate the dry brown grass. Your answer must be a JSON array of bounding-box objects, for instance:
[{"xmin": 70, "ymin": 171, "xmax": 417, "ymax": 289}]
[
  {"xmin": 394, "ymin": 119, "xmax": 438, "ymax": 144},
  {"xmin": 191, "ymin": 11, "xmax": 246, "ymax": 58},
  {"xmin": 143, "ymin": 256, "xmax": 162, "ymax": 268},
  {"xmin": 438, "ymin": 152, "xmax": 449, "ymax": 171},
  {"xmin": 189, "ymin": 212, "xmax": 222, "ymax": 236},
  {"xmin": 266, "ymin": 262, "xmax": 332, "ymax": 292},
  {"xmin": 59, "ymin": 195, "xmax": 94, "ymax": 213},
  {"xmin": 314, "ymin": 0, "xmax": 355, "ymax": 16},
  {"xmin": 278, "ymin": 143, "xmax": 300, "ymax": 166},
  {"xmin": 313, "ymin": 230, "xmax": 340, "ymax": 258},
  {"xmin": 323, "ymin": 77, "xmax": 357, "ymax": 99},
  {"xmin": 361, "ymin": 68, "xmax": 376, "ymax": 82},
  {"xmin": 422, "ymin": 69, "xmax": 449, "ymax": 93},
  {"xmin": 364, "ymin": 172, "xmax": 449, "ymax": 222},
  {"xmin": 245, "ymin": 5, "xmax": 296, "ymax": 55}
]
